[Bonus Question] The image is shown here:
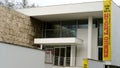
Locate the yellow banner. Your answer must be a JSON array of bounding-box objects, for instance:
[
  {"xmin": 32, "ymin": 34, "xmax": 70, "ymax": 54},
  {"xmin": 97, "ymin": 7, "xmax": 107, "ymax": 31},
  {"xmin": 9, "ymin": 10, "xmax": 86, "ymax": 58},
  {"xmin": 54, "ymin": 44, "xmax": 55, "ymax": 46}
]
[
  {"xmin": 103, "ymin": 0, "xmax": 112, "ymax": 61},
  {"xmin": 82, "ymin": 59, "xmax": 88, "ymax": 68}
]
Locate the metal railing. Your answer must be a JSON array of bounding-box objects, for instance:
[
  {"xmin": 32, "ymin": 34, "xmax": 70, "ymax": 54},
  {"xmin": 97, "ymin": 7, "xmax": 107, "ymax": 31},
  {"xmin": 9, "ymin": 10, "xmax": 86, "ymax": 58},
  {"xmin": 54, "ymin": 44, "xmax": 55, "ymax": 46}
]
[
  {"xmin": 53, "ymin": 56, "xmax": 70, "ymax": 66},
  {"xmin": 44, "ymin": 29, "xmax": 76, "ymax": 38}
]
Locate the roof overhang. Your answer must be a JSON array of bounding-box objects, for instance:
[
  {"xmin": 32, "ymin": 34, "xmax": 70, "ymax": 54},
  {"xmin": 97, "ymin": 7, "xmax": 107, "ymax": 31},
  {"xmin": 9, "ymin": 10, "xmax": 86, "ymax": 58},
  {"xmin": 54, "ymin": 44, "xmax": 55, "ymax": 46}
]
[
  {"xmin": 16, "ymin": 1, "xmax": 103, "ymax": 21},
  {"xmin": 34, "ymin": 38, "xmax": 83, "ymax": 45},
  {"xmin": 33, "ymin": 11, "xmax": 102, "ymax": 21}
]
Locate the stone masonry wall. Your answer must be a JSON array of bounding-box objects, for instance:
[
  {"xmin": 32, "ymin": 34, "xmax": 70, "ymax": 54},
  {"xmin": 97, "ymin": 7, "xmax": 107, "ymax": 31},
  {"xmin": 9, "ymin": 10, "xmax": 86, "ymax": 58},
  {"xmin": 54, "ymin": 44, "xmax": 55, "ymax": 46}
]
[{"xmin": 0, "ymin": 6, "xmax": 42, "ymax": 47}]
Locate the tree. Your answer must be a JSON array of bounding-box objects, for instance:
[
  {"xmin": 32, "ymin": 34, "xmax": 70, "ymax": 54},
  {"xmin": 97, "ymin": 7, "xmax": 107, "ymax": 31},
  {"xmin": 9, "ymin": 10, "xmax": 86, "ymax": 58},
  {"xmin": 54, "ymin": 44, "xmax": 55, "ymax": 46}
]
[
  {"xmin": 22, "ymin": 0, "xmax": 27, "ymax": 8},
  {"xmin": 0, "ymin": 1, "xmax": 4, "ymax": 6},
  {"xmin": 21, "ymin": 0, "xmax": 38, "ymax": 8},
  {"xmin": 0, "ymin": 0, "xmax": 15, "ymax": 8},
  {"xmin": 0, "ymin": 0, "xmax": 38, "ymax": 9}
]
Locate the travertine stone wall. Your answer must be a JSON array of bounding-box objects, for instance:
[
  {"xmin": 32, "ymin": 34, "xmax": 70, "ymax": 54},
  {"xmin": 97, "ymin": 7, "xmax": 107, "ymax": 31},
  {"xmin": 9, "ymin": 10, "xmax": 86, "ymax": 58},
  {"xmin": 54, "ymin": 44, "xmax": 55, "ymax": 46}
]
[{"xmin": 0, "ymin": 6, "xmax": 42, "ymax": 47}]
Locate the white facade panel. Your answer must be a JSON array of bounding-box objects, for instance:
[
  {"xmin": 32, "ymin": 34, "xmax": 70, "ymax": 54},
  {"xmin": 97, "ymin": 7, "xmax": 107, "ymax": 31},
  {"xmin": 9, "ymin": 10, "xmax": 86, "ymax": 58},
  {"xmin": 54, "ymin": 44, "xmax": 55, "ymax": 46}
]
[
  {"xmin": 91, "ymin": 28, "xmax": 98, "ymax": 60},
  {"xmin": 76, "ymin": 28, "xmax": 98, "ymax": 66},
  {"xmin": 16, "ymin": 1, "xmax": 103, "ymax": 16},
  {"xmin": 88, "ymin": 59, "xmax": 104, "ymax": 68},
  {"xmin": 76, "ymin": 29, "xmax": 88, "ymax": 67},
  {"xmin": 111, "ymin": 2, "xmax": 120, "ymax": 66},
  {"xmin": 0, "ymin": 43, "xmax": 45, "ymax": 68}
]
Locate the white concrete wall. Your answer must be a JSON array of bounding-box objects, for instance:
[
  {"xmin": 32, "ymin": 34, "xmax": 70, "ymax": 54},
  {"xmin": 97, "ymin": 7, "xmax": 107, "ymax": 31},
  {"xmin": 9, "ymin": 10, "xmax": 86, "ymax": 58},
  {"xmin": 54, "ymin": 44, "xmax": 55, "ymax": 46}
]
[
  {"xmin": 45, "ymin": 64, "xmax": 53, "ymax": 68},
  {"xmin": 88, "ymin": 59, "xmax": 104, "ymax": 68},
  {"xmin": 70, "ymin": 46, "xmax": 76, "ymax": 66},
  {"xmin": 76, "ymin": 28, "xmax": 98, "ymax": 66},
  {"xmin": 0, "ymin": 43, "xmax": 45, "ymax": 68},
  {"xmin": 111, "ymin": 2, "xmax": 120, "ymax": 66},
  {"xmin": 17, "ymin": 1, "xmax": 103, "ymax": 16},
  {"xmin": 76, "ymin": 29, "xmax": 88, "ymax": 67},
  {"xmin": 91, "ymin": 28, "xmax": 98, "ymax": 60}
]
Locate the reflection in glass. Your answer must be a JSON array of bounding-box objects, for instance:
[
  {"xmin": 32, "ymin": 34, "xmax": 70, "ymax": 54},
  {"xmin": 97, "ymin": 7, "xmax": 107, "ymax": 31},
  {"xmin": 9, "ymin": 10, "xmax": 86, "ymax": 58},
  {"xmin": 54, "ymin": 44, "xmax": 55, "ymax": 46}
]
[
  {"xmin": 46, "ymin": 29, "xmax": 60, "ymax": 38},
  {"xmin": 43, "ymin": 19, "xmax": 101, "ymax": 38},
  {"xmin": 61, "ymin": 29, "xmax": 76, "ymax": 37},
  {"xmin": 61, "ymin": 21, "xmax": 77, "ymax": 37},
  {"xmin": 78, "ymin": 20, "xmax": 88, "ymax": 28},
  {"xmin": 46, "ymin": 22, "xmax": 61, "ymax": 29}
]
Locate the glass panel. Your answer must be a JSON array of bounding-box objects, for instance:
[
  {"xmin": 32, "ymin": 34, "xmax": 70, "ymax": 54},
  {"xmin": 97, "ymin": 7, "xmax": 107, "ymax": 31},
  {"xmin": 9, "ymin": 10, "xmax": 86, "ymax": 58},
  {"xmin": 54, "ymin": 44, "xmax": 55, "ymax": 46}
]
[
  {"xmin": 46, "ymin": 29, "xmax": 60, "ymax": 38},
  {"xmin": 98, "ymin": 38, "xmax": 103, "ymax": 46},
  {"xmin": 93, "ymin": 18, "xmax": 103, "ymax": 46},
  {"xmin": 53, "ymin": 47, "xmax": 71, "ymax": 66},
  {"xmin": 98, "ymin": 48, "xmax": 103, "ymax": 61},
  {"xmin": 54, "ymin": 56, "xmax": 59, "ymax": 65},
  {"xmin": 61, "ymin": 21, "xmax": 77, "ymax": 30},
  {"xmin": 61, "ymin": 21, "xmax": 77, "ymax": 37},
  {"xmin": 43, "ymin": 19, "xmax": 97, "ymax": 38},
  {"xmin": 66, "ymin": 47, "xmax": 71, "ymax": 57},
  {"xmin": 61, "ymin": 29, "xmax": 76, "ymax": 37},
  {"xmin": 54, "ymin": 48, "xmax": 59, "ymax": 65},
  {"xmin": 78, "ymin": 20, "xmax": 88, "ymax": 28},
  {"xmin": 60, "ymin": 48, "xmax": 65, "ymax": 57},
  {"xmin": 46, "ymin": 22, "xmax": 61, "ymax": 29},
  {"xmin": 98, "ymin": 19, "xmax": 103, "ymax": 46},
  {"xmin": 66, "ymin": 47, "xmax": 71, "ymax": 66},
  {"xmin": 99, "ymin": 23, "xmax": 103, "ymax": 38},
  {"xmin": 60, "ymin": 48, "xmax": 65, "ymax": 66},
  {"xmin": 43, "ymin": 30, "xmax": 46, "ymax": 38},
  {"xmin": 55, "ymin": 48, "xmax": 59, "ymax": 57}
]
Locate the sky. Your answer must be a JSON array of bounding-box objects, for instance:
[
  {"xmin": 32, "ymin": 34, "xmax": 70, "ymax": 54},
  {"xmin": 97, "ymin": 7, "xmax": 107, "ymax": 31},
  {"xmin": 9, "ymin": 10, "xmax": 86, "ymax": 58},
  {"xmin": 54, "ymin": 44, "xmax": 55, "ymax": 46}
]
[
  {"xmin": 2, "ymin": 0, "xmax": 120, "ymax": 6},
  {"xmin": 19, "ymin": 0, "xmax": 120, "ymax": 6}
]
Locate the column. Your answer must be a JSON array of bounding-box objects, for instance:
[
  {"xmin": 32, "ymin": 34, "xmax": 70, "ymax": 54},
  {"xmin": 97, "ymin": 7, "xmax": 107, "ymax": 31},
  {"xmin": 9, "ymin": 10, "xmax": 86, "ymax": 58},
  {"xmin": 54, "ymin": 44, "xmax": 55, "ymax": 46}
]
[
  {"xmin": 88, "ymin": 16, "xmax": 93, "ymax": 59},
  {"xmin": 70, "ymin": 45, "xmax": 76, "ymax": 66}
]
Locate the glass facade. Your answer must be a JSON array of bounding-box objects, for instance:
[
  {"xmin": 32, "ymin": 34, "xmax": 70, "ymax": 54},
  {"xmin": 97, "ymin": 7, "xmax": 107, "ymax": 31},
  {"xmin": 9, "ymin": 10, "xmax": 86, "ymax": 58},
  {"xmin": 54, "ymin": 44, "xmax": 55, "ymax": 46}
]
[
  {"xmin": 93, "ymin": 18, "xmax": 103, "ymax": 61},
  {"xmin": 42, "ymin": 19, "xmax": 96, "ymax": 38},
  {"xmin": 78, "ymin": 20, "xmax": 88, "ymax": 28},
  {"xmin": 61, "ymin": 21, "xmax": 77, "ymax": 37},
  {"xmin": 93, "ymin": 19, "xmax": 103, "ymax": 46},
  {"xmin": 43, "ymin": 18, "xmax": 103, "ymax": 63},
  {"xmin": 44, "ymin": 46, "xmax": 71, "ymax": 66}
]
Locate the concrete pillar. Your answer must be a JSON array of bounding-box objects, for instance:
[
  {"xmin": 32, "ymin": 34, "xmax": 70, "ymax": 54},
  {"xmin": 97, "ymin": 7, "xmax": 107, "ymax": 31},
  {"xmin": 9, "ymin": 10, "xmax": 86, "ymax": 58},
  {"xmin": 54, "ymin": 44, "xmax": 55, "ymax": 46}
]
[
  {"xmin": 70, "ymin": 45, "xmax": 76, "ymax": 66},
  {"xmin": 40, "ymin": 44, "xmax": 43, "ymax": 49},
  {"xmin": 88, "ymin": 16, "xmax": 93, "ymax": 59}
]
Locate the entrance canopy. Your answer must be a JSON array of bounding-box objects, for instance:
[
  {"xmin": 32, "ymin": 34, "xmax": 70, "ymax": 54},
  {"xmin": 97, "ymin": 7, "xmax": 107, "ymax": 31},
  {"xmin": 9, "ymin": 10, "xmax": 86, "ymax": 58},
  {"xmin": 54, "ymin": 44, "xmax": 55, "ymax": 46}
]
[{"xmin": 34, "ymin": 38, "xmax": 83, "ymax": 45}]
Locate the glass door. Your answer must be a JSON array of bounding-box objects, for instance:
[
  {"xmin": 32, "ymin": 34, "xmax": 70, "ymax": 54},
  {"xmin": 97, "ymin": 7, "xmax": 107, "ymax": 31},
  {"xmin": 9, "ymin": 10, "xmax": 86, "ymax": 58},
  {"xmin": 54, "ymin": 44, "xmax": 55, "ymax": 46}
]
[
  {"xmin": 54, "ymin": 48, "xmax": 59, "ymax": 66},
  {"xmin": 60, "ymin": 48, "xmax": 65, "ymax": 66},
  {"xmin": 54, "ymin": 47, "xmax": 66, "ymax": 66}
]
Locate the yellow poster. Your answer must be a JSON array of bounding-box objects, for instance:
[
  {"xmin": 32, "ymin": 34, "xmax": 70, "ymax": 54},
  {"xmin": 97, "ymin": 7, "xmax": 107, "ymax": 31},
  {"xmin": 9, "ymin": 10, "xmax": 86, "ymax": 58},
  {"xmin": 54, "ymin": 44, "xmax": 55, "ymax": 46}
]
[
  {"xmin": 103, "ymin": 0, "xmax": 111, "ymax": 61},
  {"xmin": 82, "ymin": 59, "xmax": 88, "ymax": 68}
]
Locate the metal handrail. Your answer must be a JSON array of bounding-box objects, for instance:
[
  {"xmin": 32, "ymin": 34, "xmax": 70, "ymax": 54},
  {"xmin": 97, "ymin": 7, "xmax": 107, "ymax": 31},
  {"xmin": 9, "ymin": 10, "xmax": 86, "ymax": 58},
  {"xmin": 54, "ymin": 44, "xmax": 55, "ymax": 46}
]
[{"xmin": 53, "ymin": 56, "xmax": 70, "ymax": 66}]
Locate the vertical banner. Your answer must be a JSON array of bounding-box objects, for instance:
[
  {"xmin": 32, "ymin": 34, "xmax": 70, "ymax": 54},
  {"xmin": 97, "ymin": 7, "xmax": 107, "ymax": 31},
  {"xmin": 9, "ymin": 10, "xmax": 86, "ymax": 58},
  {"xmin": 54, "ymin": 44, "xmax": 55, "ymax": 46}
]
[
  {"xmin": 103, "ymin": 0, "xmax": 112, "ymax": 61},
  {"xmin": 82, "ymin": 59, "xmax": 88, "ymax": 68}
]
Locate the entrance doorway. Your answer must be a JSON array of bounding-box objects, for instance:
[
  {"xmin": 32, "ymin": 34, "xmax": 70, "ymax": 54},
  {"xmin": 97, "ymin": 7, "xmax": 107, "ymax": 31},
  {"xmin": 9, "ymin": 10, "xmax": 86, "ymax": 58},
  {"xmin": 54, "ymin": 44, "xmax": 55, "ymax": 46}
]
[{"xmin": 54, "ymin": 47, "xmax": 71, "ymax": 66}]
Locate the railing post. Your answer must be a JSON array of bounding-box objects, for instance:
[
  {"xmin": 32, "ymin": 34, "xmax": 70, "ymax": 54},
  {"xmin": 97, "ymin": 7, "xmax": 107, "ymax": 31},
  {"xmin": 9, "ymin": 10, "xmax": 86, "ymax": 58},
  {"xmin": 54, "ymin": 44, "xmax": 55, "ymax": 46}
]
[
  {"xmin": 58, "ymin": 56, "xmax": 60, "ymax": 66},
  {"xmin": 64, "ymin": 57, "xmax": 66, "ymax": 66}
]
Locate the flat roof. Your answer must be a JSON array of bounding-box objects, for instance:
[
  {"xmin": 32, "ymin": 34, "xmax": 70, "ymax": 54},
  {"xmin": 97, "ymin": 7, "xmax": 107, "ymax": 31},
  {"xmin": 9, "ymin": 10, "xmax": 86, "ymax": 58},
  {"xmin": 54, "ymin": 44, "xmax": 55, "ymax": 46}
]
[
  {"xmin": 16, "ymin": 1, "xmax": 103, "ymax": 21},
  {"xmin": 34, "ymin": 38, "xmax": 83, "ymax": 45}
]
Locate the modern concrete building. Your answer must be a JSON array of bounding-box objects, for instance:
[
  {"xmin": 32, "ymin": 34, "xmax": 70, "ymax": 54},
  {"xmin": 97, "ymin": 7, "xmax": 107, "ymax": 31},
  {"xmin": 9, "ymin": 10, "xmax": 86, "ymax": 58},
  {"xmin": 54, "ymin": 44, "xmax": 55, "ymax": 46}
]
[
  {"xmin": 17, "ymin": 1, "xmax": 120, "ymax": 68},
  {"xmin": 0, "ymin": 6, "xmax": 45, "ymax": 68}
]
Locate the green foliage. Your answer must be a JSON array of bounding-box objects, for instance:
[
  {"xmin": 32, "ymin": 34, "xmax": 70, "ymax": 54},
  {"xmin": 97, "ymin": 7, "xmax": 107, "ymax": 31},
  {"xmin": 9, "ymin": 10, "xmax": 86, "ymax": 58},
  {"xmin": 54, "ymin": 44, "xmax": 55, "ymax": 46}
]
[{"xmin": 0, "ymin": 0, "xmax": 38, "ymax": 9}]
